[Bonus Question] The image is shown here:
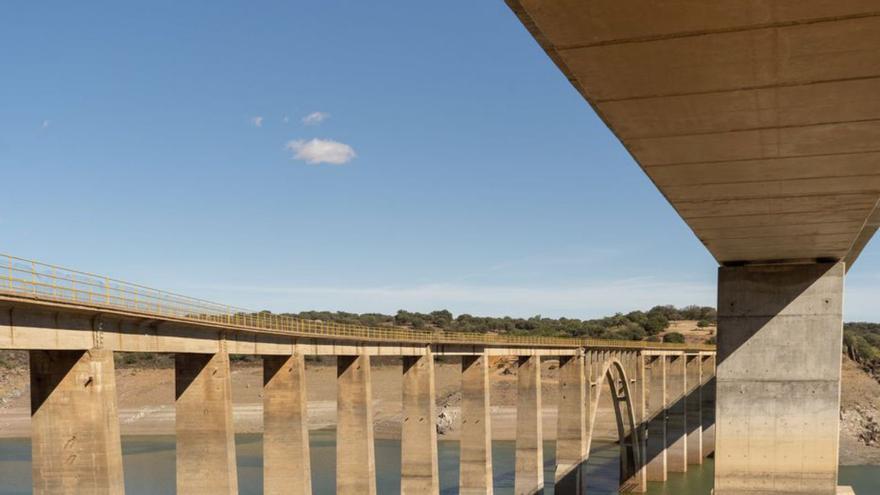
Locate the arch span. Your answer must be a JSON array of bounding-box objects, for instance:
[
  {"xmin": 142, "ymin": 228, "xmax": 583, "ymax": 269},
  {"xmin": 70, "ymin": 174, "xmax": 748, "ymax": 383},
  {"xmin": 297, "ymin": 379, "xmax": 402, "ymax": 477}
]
[{"xmin": 585, "ymin": 357, "xmax": 644, "ymax": 493}]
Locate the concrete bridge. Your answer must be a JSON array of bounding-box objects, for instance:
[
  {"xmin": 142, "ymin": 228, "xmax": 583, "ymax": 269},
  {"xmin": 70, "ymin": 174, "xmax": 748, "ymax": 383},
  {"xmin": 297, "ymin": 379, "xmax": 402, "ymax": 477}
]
[
  {"xmin": 1, "ymin": 254, "xmax": 714, "ymax": 494},
  {"xmin": 503, "ymin": 2, "xmax": 880, "ymax": 494}
]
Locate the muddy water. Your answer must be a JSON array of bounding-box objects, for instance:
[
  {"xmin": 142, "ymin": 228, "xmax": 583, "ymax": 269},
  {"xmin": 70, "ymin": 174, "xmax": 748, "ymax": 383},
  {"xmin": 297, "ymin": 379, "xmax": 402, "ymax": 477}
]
[{"xmin": 0, "ymin": 432, "xmax": 875, "ymax": 494}]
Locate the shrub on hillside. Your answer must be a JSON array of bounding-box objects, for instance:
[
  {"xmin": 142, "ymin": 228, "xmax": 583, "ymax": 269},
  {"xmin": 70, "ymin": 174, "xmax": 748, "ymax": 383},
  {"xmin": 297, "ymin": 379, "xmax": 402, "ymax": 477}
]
[{"xmin": 662, "ymin": 332, "xmax": 685, "ymax": 344}]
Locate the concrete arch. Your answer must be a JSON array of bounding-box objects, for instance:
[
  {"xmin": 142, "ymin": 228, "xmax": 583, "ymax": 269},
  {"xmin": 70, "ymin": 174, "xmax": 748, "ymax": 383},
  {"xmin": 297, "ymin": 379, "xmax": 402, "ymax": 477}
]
[{"xmin": 586, "ymin": 356, "xmax": 644, "ymax": 492}]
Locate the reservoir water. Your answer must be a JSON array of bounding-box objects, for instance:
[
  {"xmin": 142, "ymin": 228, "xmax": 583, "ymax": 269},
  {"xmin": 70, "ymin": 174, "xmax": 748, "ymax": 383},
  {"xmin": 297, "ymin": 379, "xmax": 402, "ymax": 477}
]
[{"xmin": 0, "ymin": 432, "xmax": 875, "ymax": 494}]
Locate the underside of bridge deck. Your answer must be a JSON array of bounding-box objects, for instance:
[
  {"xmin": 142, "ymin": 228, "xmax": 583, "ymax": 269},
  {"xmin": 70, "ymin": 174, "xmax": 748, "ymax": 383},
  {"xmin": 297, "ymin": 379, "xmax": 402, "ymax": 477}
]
[{"xmin": 506, "ymin": 0, "xmax": 880, "ymax": 266}]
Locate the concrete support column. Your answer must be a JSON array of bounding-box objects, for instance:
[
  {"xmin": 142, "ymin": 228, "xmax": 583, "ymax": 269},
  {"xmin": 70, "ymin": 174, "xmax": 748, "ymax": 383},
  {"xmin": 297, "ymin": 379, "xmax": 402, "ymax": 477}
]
[
  {"xmin": 515, "ymin": 355, "xmax": 543, "ymax": 495},
  {"xmin": 621, "ymin": 351, "xmax": 647, "ymax": 493},
  {"xmin": 686, "ymin": 355, "xmax": 703, "ymax": 465},
  {"xmin": 555, "ymin": 353, "xmax": 587, "ymax": 494},
  {"xmin": 701, "ymin": 354, "xmax": 716, "ymax": 459},
  {"xmin": 337, "ymin": 353, "xmax": 377, "ymax": 495},
  {"xmin": 633, "ymin": 352, "xmax": 648, "ymax": 492},
  {"xmin": 30, "ymin": 349, "xmax": 125, "ymax": 495},
  {"xmin": 401, "ymin": 351, "xmax": 439, "ymax": 495},
  {"xmin": 645, "ymin": 355, "xmax": 667, "ymax": 482},
  {"xmin": 585, "ymin": 351, "xmax": 602, "ymax": 455},
  {"xmin": 715, "ymin": 262, "xmax": 844, "ymax": 495},
  {"xmin": 263, "ymin": 351, "xmax": 312, "ymax": 495},
  {"xmin": 460, "ymin": 352, "xmax": 493, "ymax": 495},
  {"xmin": 175, "ymin": 351, "xmax": 238, "ymax": 495},
  {"xmin": 666, "ymin": 355, "xmax": 687, "ymax": 473}
]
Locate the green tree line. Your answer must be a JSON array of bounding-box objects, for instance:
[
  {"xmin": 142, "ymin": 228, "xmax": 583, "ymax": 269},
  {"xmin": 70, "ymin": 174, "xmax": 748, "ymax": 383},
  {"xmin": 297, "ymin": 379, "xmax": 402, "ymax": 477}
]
[
  {"xmin": 283, "ymin": 305, "xmax": 717, "ymax": 342},
  {"xmin": 844, "ymin": 322, "xmax": 880, "ymax": 372}
]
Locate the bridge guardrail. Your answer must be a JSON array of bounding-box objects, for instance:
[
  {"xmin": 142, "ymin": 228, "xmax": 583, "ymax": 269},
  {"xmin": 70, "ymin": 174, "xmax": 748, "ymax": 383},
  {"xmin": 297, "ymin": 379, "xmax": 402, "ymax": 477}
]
[{"xmin": 0, "ymin": 254, "xmax": 714, "ymax": 352}]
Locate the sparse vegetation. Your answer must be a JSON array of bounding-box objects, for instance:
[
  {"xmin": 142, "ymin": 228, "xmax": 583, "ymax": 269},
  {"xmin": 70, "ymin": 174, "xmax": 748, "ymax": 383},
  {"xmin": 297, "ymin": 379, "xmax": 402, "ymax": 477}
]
[
  {"xmin": 279, "ymin": 305, "xmax": 716, "ymax": 342},
  {"xmin": 845, "ymin": 322, "xmax": 880, "ymax": 378}
]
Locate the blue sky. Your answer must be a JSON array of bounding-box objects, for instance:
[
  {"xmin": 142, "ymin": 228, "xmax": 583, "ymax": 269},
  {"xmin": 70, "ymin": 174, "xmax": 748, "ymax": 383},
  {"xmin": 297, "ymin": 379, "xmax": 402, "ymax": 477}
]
[{"xmin": 3, "ymin": 1, "xmax": 879, "ymax": 320}]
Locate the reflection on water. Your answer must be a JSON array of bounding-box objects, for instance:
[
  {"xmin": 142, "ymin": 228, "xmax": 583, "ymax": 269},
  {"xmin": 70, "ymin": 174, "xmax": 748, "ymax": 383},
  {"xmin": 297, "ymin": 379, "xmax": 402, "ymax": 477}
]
[{"xmin": 0, "ymin": 433, "xmax": 875, "ymax": 494}]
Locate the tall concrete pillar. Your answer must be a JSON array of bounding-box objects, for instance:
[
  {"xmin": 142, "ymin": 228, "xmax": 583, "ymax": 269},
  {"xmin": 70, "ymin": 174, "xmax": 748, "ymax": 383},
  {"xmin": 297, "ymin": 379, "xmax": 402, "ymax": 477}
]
[
  {"xmin": 30, "ymin": 349, "xmax": 125, "ymax": 495},
  {"xmin": 634, "ymin": 352, "xmax": 648, "ymax": 491},
  {"xmin": 715, "ymin": 262, "xmax": 844, "ymax": 495},
  {"xmin": 555, "ymin": 354, "xmax": 587, "ymax": 494},
  {"xmin": 645, "ymin": 355, "xmax": 667, "ymax": 481},
  {"xmin": 515, "ymin": 355, "xmax": 543, "ymax": 495},
  {"xmin": 401, "ymin": 352, "xmax": 439, "ymax": 495},
  {"xmin": 701, "ymin": 354, "xmax": 716, "ymax": 458},
  {"xmin": 460, "ymin": 352, "xmax": 493, "ymax": 495},
  {"xmin": 337, "ymin": 353, "xmax": 377, "ymax": 495},
  {"xmin": 263, "ymin": 351, "xmax": 311, "ymax": 495},
  {"xmin": 175, "ymin": 351, "xmax": 238, "ymax": 495},
  {"xmin": 666, "ymin": 354, "xmax": 687, "ymax": 473},
  {"xmin": 585, "ymin": 350, "xmax": 602, "ymax": 454},
  {"xmin": 621, "ymin": 351, "xmax": 647, "ymax": 493},
  {"xmin": 686, "ymin": 355, "xmax": 703, "ymax": 465}
]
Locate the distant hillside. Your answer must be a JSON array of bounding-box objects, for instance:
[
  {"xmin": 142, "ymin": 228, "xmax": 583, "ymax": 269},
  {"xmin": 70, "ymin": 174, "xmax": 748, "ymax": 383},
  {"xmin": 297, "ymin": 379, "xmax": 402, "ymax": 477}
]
[{"xmin": 284, "ymin": 305, "xmax": 718, "ymax": 344}]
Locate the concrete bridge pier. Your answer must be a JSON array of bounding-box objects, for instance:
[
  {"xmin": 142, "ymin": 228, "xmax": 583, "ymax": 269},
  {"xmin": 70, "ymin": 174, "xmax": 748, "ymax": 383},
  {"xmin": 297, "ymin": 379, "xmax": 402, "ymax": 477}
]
[
  {"xmin": 401, "ymin": 351, "xmax": 439, "ymax": 494},
  {"xmin": 666, "ymin": 355, "xmax": 687, "ymax": 473},
  {"xmin": 715, "ymin": 262, "xmax": 844, "ymax": 495},
  {"xmin": 645, "ymin": 355, "xmax": 667, "ymax": 481},
  {"xmin": 686, "ymin": 355, "xmax": 703, "ymax": 466},
  {"xmin": 515, "ymin": 355, "xmax": 543, "ymax": 495},
  {"xmin": 175, "ymin": 351, "xmax": 239, "ymax": 495},
  {"xmin": 554, "ymin": 353, "xmax": 587, "ymax": 494},
  {"xmin": 630, "ymin": 351, "xmax": 648, "ymax": 492},
  {"xmin": 263, "ymin": 350, "xmax": 311, "ymax": 495},
  {"xmin": 337, "ymin": 353, "xmax": 377, "ymax": 495},
  {"xmin": 460, "ymin": 352, "xmax": 493, "ymax": 495},
  {"xmin": 30, "ymin": 348, "xmax": 125, "ymax": 495},
  {"xmin": 615, "ymin": 351, "xmax": 645, "ymax": 494},
  {"xmin": 701, "ymin": 354, "xmax": 716, "ymax": 459}
]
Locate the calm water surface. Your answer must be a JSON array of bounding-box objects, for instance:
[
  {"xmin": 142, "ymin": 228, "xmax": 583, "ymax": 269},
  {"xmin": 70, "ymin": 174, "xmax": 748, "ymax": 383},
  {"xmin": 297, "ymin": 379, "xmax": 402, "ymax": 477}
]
[{"xmin": 0, "ymin": 432, "xmax": 875, "ymax": 494}]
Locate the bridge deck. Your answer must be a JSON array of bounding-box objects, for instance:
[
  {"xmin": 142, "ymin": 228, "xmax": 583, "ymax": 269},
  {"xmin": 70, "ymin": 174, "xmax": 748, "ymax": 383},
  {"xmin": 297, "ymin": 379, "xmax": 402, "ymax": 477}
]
[{"xmin": 0, "ymin": 254, "xmax": 712, "ymax": 352}]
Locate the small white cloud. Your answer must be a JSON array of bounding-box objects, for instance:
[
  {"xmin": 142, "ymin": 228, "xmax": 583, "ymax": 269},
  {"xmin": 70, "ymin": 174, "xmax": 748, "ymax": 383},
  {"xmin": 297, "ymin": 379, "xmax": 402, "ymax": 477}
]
[
  {"xmin": 41, "ymin": 120, "xmax": 50, "ymax": 129},
  {"xmin": 250, "ymin": 116, "xmax": 264, "ymax": 127},
  {"xmin": 285, "ymin": 138, "xmax": 356, "ymax": 165},
  {"xmin": 282, "ymin": 115, "xmax": 290, "ymax": 124},
  {"xmin": 302, "ymin": 111, "xmax": 329, "ymax": 125}
]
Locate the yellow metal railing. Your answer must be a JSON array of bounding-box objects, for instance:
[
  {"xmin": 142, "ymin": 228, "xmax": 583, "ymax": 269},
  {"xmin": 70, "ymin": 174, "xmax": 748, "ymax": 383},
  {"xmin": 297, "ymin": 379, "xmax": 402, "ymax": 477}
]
[{"xmin": 0, "ymin": 254, "xmax": 715, "ymax": 351}]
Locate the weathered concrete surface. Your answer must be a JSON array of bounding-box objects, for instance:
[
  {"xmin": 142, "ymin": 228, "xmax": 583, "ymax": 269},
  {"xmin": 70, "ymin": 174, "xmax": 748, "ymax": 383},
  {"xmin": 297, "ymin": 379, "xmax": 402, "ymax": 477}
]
[
  {"xmin": 175, "ymin": 351, "xmax": 238, "ymax": 494},
  {"xmin": 686, "ymin": 355, "xmax": 703, "ymax": 465},
  {"xmin": 666, "ymin": 355, "xmax": 687, "ymax": 473},
  {"xmin": 612, "ymin": 355, "xmax": 646, "ymax": 494},
  {"xmin": 615, "ymin": 351, "xmax": 648, "ymax": 493},
  {"xmin": 401, "ymin": 353, "xmax": 439, "ymax": 495},
  {"xmin": 701, "ymin": 354, "xmax": 717, "ymax": 458},
  {"xmin": 460, "ymin": 353, "xmax": 494, "ymax": 495},
  {"xmin": 337, "ymin": 353, "xmax": 377, "ymax": 495},
  {"xmin": 515, "ymin": 355, "xmax": 543, "ymax": 495},
  {"xmin": 631, "ymin": 352, "xmax": 648, "ymax": 492},
  {"xmin": 504, "ymin": 0, "xmax": 880, "ymax": 266},
  {"xmin": 263, "ymin": 352, "xmax": 311, "ymax": 495},
  {"xmin": 646, "ymin": 355, "xmax": 667, "ymax": 481},
  {"xmin": 555, "ymin": 354, "xmax": 587, "ymax": 494},
  {"xmin": 715, "ymin": 262, "xmax": 844, "ymax": 494},
  {"xmin": 30, "ymin": 349, "xmax": 124, "ymax": 495}
]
